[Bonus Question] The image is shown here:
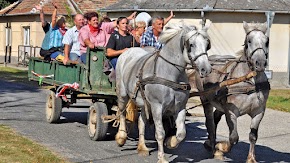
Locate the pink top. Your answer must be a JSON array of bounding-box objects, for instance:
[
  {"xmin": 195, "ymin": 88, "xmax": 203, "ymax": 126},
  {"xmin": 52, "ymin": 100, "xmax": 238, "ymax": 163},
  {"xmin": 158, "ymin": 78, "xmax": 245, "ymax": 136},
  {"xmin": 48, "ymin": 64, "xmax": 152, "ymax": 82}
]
[{"xmin": 79, "ymin": 22, "xmax": 114, "ymax": 54}]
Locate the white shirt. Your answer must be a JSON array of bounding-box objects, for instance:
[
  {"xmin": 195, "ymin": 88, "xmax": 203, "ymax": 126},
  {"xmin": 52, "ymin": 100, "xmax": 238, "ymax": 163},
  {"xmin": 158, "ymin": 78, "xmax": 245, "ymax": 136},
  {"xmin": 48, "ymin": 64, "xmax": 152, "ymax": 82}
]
[{"xmin": 62, "ymin": 26, "xmax": 81, "ymax": 56}]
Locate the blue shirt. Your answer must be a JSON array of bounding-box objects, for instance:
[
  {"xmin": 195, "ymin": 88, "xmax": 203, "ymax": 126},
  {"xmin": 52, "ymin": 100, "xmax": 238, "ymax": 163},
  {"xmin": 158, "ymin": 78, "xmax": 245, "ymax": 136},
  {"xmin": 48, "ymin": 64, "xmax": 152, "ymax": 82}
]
[
  {"xmin": 41, "ymin": 23, "xmax": 51, "ymax": 50},
  {"xmin": 140, "ymin": 26, "xmax": 163, "ymax": 50},
  {"xmin": 49, "ymin": 25, "xmax": 64, "ymax": 49}
]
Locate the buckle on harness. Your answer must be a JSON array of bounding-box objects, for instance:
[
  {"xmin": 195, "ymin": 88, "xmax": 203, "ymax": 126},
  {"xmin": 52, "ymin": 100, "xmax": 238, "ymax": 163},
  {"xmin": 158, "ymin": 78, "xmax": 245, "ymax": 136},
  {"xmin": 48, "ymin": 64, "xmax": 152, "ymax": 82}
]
[{"xmin": 181, "ymin": 84, "xmax": 191, "ymax": 90}]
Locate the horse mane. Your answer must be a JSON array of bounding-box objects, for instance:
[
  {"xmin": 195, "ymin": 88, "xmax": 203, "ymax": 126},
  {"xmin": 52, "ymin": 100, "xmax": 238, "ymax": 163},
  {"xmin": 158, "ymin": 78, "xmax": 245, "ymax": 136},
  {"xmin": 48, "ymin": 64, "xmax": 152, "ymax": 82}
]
[
  {"xmin": 159, "ymin": 21, "xmax": 201, "ymax": 44},
  {"xmin": 245, "ymin": 22, "xmax": 267, "ymax": 34},
  {"xmin": 159, "ymin": 23, "xmax": 184, "ymax": 44},
  {"xmin": 234, "ymin": 49, "xmax": 244, "ymax": 58}
]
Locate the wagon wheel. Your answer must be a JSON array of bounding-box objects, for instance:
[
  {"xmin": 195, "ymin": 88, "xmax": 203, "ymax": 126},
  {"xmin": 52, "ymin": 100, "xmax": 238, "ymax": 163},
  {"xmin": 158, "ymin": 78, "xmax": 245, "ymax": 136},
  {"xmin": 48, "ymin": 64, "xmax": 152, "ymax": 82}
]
[
  {"xmin": 87, "ymin": 102, "xmax": 108, "ymax": 141},
  {"xmin": 46, "ymin": 91, "xmax": 62, "ymax": 123}
]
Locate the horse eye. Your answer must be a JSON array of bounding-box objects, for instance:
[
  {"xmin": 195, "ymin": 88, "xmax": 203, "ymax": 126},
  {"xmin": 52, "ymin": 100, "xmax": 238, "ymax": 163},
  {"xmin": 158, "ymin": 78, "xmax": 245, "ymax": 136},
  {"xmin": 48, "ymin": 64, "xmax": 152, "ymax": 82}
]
[
  {"xmin": 265, "ymin": 41, "xmax": 269, "ymax": 47},
  {"xmin": 248, "ymin": 40, "xmax": 251, "ymax": 44}
]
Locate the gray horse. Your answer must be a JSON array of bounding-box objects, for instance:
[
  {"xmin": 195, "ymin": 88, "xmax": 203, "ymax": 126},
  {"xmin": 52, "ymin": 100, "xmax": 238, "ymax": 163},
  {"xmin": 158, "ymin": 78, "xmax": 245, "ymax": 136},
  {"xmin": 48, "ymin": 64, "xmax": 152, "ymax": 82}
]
[
  {"xmin": 195, "ymin": 21, "xmax": 270, "ymax": 163},
  {"xmin": 115, "ymin": 22, "xmax": 212, "ymax": 163}
]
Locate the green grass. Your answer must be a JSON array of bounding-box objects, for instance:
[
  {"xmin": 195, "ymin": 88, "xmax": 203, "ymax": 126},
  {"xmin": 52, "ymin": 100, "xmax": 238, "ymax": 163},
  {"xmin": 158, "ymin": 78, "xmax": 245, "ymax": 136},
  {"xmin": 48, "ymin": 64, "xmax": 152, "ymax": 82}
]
[
  {"xmin": 0, "ymin": 66, "xmax": 28, "ymax": 83},
  {"xmin": 0, "ymin": 125, "xmax": 68, "ymax": 163},
  {"xmin": 267, "ymin": 89, "xmax": 290, "ymax": 112}
]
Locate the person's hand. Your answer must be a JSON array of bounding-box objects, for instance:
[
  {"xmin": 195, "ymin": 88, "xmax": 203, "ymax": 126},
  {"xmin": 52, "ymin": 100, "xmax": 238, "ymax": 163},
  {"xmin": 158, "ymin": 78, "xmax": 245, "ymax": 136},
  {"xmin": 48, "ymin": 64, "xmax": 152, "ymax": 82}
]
[
  {"xmin": 52, "ymin": 1, "xmax": 58, "ymax": 9},
  {"xmin": 63, "ymin": 57, "xmax": 69, "ymax": 65},
  {"xmin": 128, "ymin": 12, "xmax": 137, "ymax": 20},
  {"xmin": 170, "ymin": 11, "xmax": 175, "ymax": 18},
  {"xmin": 122, "ymin": 48, "xmax": 129, "ymax": 53},
  {"xmin": 35, "ymin": 4, "xmax": 42, "ymax": 11}
]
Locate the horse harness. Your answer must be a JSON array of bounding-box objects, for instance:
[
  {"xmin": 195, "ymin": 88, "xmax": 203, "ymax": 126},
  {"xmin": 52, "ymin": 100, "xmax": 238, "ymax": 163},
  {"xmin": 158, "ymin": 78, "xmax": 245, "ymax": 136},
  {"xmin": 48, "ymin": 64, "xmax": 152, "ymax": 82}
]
[
  {"xmin": 211, "ymin": 58, "xmax": 270, "ymax": 98},
  {"xmin": 133, "ymin": 50, "xmax": 192, "ymax": 119}
]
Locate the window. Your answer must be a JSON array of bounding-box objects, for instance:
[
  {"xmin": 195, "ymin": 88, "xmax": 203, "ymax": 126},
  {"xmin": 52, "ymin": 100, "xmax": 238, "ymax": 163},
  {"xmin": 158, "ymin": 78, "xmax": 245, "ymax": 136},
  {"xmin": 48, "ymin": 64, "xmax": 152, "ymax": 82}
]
[{"xmin": 23, "ymin": 26, "xmax": 30, "ymax": 45}]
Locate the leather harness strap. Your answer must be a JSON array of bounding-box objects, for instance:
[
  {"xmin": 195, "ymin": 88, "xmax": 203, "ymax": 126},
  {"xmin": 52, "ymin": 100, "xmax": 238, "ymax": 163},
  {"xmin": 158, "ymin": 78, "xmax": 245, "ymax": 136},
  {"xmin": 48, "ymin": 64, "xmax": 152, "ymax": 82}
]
[{"xmin": 133, "ymin": 50, "xmax": 191, "ymax": 119}]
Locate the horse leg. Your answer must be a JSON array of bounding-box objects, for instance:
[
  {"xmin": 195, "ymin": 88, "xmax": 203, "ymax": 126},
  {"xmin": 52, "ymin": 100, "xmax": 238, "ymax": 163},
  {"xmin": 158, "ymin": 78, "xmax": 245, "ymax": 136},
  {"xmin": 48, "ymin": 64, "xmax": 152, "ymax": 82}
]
[
  {"xmin": 115, "ymin": 97, "xmax": 129, "ymax": 147},
  {"xmin": 165, "ymin": 109, "xmax": 186, "ymax": 149},
  {"xmin": 137, "ymin": 109, "xmax": 149, "ymax": 156},
  {"xmin": 215, "ymin": 109, "xmax": 238, "ymax": 160},
  {"xmin": 214, "ymin": 110, "xmax": 224, "ymax": 137},
  {"xmin": 152, "ymin": 105, "xmax": 168, "ymax": 163},
  {"xmin": 247, "ymin": 111, "xmax": 264, "ymax": 163},
  {"xmin": 202, "ymin": 101, "xmax": 216, "ymax": 153}
]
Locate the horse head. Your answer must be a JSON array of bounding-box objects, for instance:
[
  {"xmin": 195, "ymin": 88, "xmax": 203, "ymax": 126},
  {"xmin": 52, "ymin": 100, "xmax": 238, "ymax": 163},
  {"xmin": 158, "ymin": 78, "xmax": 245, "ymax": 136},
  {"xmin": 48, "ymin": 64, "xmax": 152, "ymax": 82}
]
[
  {"xmin": 182, "ymin": 23, "xmax": 212, "ymax": 77},
  {"xmin": 243, "ymin": 21, "xmax": 269, "ymax": 71},
  {"xmin": 159, "ymin": 22, "xmax": 212, "ymax": 77}
]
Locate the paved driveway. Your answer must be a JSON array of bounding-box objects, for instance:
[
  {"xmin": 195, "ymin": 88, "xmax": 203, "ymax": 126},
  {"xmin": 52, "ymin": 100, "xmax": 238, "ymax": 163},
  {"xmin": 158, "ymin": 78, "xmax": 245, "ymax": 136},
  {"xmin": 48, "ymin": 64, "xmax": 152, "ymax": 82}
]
[{"xmin": 0, "ymin": 80, "xmax": 290, "ymax": 163}]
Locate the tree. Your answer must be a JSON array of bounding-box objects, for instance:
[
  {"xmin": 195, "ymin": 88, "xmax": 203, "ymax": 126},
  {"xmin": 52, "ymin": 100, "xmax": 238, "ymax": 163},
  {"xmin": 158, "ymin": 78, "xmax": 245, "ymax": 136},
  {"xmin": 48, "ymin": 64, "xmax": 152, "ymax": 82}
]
[{"xmin": 0, "ymin": 0, "xmax": 10, "ymax": 9}]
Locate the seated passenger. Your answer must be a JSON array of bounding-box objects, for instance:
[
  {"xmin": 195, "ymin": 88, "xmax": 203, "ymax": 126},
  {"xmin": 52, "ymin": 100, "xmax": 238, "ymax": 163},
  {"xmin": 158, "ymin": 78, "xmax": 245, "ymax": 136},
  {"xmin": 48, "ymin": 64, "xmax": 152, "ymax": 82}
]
[
  {"xmin": 78, "ymin": 12, "xmax": 136, "ymax": 64},
  {"xmin": 130, "ymin": 21, "xmax": 146, "ymax": 44},
  {"xmin": 35, "ymin": 2, "xmax": 54, "ymax": 60},
  {"xmin": 106, "ymin": 17, "xmax": 139, "ymax": 69},
  {"xmin": 49, "ymin": 14, "xmax": 67, "ymax": 60},
  {"xmin": 140, "ymin": 11, "xmax": 174, "ymax": 50},
  {"xmin": 62, "ymin": 14, "xmax": 84, "ymax": 65}
]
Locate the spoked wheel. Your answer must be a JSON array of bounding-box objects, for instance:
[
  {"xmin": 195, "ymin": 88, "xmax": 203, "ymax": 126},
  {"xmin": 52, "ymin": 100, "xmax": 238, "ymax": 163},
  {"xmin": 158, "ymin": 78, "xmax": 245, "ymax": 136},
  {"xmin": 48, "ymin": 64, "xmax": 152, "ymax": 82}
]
[
  {"xmin": 46, "ymin": 91, "xmax": 62, "ymax": 123},
  {"xmin": 88, "ymin": 102, "xmax": 108, "ymax": 141}
]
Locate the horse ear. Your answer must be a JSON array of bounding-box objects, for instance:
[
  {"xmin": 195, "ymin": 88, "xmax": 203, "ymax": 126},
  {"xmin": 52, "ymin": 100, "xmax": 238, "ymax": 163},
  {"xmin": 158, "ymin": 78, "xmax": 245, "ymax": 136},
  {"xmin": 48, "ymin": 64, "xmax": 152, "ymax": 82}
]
[
  {"xmin": 262, "ymin": 21, "xmax": 268, "ymax": 34},
  {"xmin": 243, "ymin": 21, "xmax": 250, "ymax": 33},
  {"xmin": 203, "ymin": 21, "xmax": 211, "ymax": 31}
]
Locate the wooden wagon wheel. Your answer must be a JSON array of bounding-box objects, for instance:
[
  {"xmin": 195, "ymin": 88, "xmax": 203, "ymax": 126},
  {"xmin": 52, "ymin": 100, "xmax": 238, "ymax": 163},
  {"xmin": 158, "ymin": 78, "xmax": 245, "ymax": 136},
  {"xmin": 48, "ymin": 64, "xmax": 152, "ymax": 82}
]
[
  {"xmin": 87, "ymin": 102, "xmax": 108, "ymax": 141},
  {"xmin": 46, "ymin": 91, "xmax": 62, "ymax": 123}
]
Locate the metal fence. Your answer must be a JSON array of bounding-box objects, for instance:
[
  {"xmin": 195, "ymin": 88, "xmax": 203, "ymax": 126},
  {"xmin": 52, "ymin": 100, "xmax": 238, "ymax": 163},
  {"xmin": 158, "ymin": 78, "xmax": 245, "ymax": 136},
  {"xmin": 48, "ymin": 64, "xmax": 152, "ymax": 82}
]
[{"xmin": 18, "ymin": 45, "xmax": 41, "ymax": 67}]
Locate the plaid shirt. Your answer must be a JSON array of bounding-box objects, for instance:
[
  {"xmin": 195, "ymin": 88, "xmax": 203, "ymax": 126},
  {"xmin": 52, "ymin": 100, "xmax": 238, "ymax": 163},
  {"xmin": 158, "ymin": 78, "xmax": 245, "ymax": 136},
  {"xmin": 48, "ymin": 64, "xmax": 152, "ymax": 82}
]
[{"xmin": 140, "ymin": 26, "xmax": 163, "ymax": 49}]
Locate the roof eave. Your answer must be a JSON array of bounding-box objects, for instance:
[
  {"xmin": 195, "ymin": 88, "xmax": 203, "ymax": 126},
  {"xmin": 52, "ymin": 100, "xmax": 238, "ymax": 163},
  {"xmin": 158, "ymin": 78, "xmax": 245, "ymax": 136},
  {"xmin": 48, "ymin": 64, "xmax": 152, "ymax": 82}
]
[{"xmin": 100, "ymin": 8, "xmax": 290, "ymax": 14}]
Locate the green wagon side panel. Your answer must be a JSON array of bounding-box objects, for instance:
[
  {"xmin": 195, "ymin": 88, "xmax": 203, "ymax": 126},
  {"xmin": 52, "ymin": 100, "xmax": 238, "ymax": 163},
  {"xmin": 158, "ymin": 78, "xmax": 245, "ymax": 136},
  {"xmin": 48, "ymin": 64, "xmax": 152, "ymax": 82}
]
[
  {"xmin": 28, "ymin": 59, "xmax": 82, "ymax": 85},
  {"xmin": 81, "ymin": 48, "xmax": 116, "ymax": 95},
  {"xmin": 28, "ymin": 48, "xmax": 116, "ymax": 96}
]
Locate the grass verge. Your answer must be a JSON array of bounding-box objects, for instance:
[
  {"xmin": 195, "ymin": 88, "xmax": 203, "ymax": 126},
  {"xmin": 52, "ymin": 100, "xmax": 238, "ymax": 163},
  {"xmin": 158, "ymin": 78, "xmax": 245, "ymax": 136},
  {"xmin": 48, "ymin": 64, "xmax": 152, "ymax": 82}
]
[
  {"xmin": 0, "ymin": 125, "xmax": 68, "ymax": 163},
  {"xmin": 0, "ymin": 66, "xmax": 28, "ymax": 83},
  {"xmin": 267, "ymin": 89, "xmax": 290, "ymax": 112},
  {"xmin": 0, "ymin": 66, "xmax": 67, "ymax": 162},
  {"xmin": 0, "ymin": 66, "xmax": 46, "ymax": 88}
]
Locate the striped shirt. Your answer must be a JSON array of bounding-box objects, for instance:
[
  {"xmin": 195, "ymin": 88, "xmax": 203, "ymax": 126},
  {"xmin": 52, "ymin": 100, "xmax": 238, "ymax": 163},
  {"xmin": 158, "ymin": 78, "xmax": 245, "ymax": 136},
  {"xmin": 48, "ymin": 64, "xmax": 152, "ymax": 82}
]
[
  {"xmin": 49, "ymin": 25, "xmax": 65, "ymax": 49},
  {"xmin": 140, "ymin": 26, "xmax": 163, "ymax": 50}
]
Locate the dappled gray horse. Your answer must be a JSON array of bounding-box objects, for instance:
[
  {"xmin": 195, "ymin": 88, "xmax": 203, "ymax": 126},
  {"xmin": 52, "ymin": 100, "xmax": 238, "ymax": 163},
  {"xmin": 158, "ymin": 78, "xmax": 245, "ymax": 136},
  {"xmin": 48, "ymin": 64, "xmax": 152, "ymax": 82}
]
[
  {"xmin": 115, "ymin": 22, "xmax": 212, "ymax": 163},
  {"xmin": 195, "ymin": 21, "xmax": 270, "ymax": 163}
]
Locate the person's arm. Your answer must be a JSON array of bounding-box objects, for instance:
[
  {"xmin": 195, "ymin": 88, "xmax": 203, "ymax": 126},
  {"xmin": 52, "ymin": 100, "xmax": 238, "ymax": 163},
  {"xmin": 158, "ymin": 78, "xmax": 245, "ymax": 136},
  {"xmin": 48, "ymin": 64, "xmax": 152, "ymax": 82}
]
[
  {"xmin": 112, "ymin": 12, "xmax": 137, "ymax": 27},
  {"xmin": 84, "ymin": 39, "xmax": 94, "ymax": 49},
  {"xmin": 35, "ymin": 4, "xmax": 47, "ymax": 27},
  {"xmin": 78, "ymin": 26, "xmax": 94, "ymax": 49},
  {"xmin": 164, "ymin": 11, "xmax": 174, "ymax": 25},
  {"xmin": 63, "ymin": 44, "xmax": 70, "ymax": 65},
  {"xmin": 106, "ymin": 48, "xmax": 128, "ymax": 57},
  {"xmin": 51, "ymin": 2, "xmax": 58, "ymax": 28}
]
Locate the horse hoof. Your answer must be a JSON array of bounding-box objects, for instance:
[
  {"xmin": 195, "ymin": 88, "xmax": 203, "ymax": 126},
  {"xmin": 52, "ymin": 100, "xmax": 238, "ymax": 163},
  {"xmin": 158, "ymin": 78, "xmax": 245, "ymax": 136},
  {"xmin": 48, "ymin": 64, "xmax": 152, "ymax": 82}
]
[
  {"xmin": 246, "ymin": 155, "xmax": 257, "ymax": 163},
  {"xmin": 115, "ymin": 131, "xmax": 127, "ymax": 147},
  {"xmin": 215, "ymin": 141, "xmax": 231, "ymax": 153},
  {"xmin": 165, "ymin": 136, "xmax": 178, "ymax": 149},
  {"xmin": 137, "ymin": 144, "xmax": 149, "ymax": 156},
  {"xmin": 157, "ymin": 157, "xmax": 169, "ymax": 163},
  {"xmin": 203, "ymin": 140, "xmax": 213, "ymax": 151},
  {"xmin": 137, "ymin": 149, "xmax": 149, "ymax": 156},
  {"xmin": 214, "ymin": 150, "xmax": 224, "ymax": 160}
]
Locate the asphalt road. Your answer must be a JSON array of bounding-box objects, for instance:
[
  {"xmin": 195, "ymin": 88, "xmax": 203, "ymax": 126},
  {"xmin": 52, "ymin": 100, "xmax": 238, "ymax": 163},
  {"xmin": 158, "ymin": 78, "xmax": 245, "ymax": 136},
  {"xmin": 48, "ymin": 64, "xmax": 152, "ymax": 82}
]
[{"xmin": 1, "ymin": 79, "xmax": 290, "ymax": 163}]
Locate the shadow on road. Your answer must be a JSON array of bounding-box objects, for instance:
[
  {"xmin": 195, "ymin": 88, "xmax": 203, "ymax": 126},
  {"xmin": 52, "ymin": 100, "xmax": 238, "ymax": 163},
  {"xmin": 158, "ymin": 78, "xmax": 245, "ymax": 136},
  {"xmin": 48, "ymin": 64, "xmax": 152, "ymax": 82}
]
[{"xmin": 0, "ymin": 79, "xmax": 41, "ymax": 93}]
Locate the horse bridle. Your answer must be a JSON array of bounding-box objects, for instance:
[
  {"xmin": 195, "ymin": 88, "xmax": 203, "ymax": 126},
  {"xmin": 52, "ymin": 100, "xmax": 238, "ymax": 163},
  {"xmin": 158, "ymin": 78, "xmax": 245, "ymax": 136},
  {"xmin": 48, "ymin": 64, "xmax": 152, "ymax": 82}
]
[
  {"xmin": 184, "ymin": 30, "xmax": 209, "ymax": 68},
  {"xmin": 244, "ymin": 29, "xmax": 269, "ymax": 61}
]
